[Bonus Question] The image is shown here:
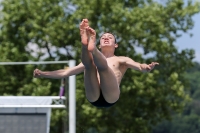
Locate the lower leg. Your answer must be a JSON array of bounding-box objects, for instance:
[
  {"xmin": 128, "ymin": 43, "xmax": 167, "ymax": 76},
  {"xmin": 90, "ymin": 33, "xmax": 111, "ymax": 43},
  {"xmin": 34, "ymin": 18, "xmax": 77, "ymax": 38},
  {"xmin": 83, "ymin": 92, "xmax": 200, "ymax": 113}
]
[
  {"xmin": 80, "ymin": 21, "xmax": 101, "ymax": 101},
  {"xmin": 81, "ymin": 45, "xmax": 101, "ymax": 102},
  {"xmin": 92, "ymin": 48, "xmax": 108, "ymax": 71},
  {"xmin": 81, "ymin": 45, "xmax": 94, "ymax": 68},
  {"xmin": 86, "ymin": 27, "xmax": 108, "ymax": 70}
]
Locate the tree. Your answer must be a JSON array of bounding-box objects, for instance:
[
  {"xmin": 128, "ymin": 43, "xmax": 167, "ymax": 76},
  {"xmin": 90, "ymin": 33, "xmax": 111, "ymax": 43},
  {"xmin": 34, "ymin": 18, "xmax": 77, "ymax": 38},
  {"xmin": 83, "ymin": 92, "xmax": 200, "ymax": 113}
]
[
  {"xmin": 0, "ymin": 0, "xmax": 199, "ymax": 133},
  {"xmin": 152, "ymin": 95, "xmax": 200, "ymax": 133},
  {"xmin": 185, "ymin": 62, "xmax": 200, "ymax": 99},
  {"xmin": 152, "ymin": 114, "xmax": 200, "ymax": 133},
  {"xmin": 152, "ymin": 62, "xmax": 200, "ymax": 133}
]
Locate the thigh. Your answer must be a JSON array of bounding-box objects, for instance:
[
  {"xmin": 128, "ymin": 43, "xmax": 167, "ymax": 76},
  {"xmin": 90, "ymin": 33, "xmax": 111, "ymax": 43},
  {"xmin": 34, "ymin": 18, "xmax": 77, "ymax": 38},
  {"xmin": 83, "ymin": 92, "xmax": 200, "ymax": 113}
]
[{"xmin": 98, "ymin": 68, "xmax": 120, "ymax": 103}]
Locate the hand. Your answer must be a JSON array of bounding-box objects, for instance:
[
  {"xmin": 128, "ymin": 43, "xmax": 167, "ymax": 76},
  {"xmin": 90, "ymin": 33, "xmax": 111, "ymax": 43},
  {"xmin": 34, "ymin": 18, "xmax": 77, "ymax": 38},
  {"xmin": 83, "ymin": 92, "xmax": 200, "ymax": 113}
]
[
  {"xmin": 33, "ymin": 69, "xmax": 42, "ymax": 78},
  {"xmin": 146, "ymin": 62, "xmax": 159, "ymax": 72}
]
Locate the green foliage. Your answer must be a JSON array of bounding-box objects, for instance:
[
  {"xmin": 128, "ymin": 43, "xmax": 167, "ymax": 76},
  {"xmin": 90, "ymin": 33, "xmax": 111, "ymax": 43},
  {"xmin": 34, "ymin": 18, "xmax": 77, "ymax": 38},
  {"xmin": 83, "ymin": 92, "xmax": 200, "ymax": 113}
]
[
  {"xmin": 0, "ymin": 0, "xmax": 199, "ymax": 133},
  {"xmin": 185, "ymin": 62, "xmax": 200, "ymax": 99},
  {"xmin": 152, "ymin": 62, "xmax": 200, "ymax": 133},
  {"xmin": 153, "ymin": 114, "xmax": 200, "ymax": 133}
]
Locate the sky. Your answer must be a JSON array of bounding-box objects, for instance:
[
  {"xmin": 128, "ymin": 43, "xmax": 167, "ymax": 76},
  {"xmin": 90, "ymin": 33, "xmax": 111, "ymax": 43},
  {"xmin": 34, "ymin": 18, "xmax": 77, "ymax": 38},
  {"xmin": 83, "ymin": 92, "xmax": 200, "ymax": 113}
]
[{"xmin": 175, "ymin": 10, "xmax": 200, "ymax": 63}]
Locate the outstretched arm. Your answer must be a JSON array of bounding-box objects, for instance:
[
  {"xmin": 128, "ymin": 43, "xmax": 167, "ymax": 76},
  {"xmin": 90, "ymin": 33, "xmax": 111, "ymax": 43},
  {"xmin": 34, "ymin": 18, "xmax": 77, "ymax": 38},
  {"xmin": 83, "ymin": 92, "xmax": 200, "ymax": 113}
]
[
  {"xmin": 33, "ymin": 63, "xmax": 85, "ymax": 79},
  {"xmin": 122, "ymin": 57, "xmax": 159, "ymax": 72}
]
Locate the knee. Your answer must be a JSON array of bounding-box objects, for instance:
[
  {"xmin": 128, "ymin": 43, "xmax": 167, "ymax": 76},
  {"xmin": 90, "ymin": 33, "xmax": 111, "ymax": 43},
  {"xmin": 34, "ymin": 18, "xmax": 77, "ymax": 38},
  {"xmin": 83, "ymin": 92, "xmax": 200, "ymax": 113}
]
[
  {"xmin": 104, "ymin": 91, "xmax": 120, "ymax": 103},
  {"xmin": 96, "ymin": 65, "xmax": 109, "ymax": 71},
  {"xmin": 82, "ymin": 60, "xmax": 95, "ymax": 69}
]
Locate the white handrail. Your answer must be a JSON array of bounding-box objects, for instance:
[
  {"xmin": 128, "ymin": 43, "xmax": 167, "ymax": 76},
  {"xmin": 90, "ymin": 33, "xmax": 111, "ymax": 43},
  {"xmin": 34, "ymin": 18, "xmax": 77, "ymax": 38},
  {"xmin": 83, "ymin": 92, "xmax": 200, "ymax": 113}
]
[
  {"xmin": 0, "ymin": 105, "xmax": 66, "ymax": 108},
  {"xmin": 0, "ymin": 61, "xmax": 69, "ymax": 65},
  {"xmin": 0, "ymin": 96, "xmax": 66, "ymax": 99}
]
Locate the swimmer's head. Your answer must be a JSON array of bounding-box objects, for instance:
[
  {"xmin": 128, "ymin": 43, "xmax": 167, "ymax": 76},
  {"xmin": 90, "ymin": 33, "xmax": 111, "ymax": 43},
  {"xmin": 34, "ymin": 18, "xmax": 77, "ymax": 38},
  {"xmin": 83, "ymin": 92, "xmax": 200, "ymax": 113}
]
[
  {"xmin": 99, "ymin": 32, "xmax": 118, "ymax": 49},
  {"xmin": 100, "ymin": 32, "xmax": 117, "ymax": 44}
]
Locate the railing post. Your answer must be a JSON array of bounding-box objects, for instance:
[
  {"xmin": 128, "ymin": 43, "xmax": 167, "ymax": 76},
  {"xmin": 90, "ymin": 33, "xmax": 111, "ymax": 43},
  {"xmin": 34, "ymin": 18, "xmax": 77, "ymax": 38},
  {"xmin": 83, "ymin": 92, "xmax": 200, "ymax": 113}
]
[{"xmin": 68, "ymin": 60, "xmax": 76, "ymax": 133}]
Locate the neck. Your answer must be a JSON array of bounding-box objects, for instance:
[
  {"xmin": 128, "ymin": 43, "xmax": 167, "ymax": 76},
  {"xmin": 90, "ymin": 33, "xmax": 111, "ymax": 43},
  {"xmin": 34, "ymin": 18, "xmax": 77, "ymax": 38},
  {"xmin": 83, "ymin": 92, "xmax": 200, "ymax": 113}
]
[{"xmin": 101, "ymin": 49, "xmax": 115, "ymax": 58}]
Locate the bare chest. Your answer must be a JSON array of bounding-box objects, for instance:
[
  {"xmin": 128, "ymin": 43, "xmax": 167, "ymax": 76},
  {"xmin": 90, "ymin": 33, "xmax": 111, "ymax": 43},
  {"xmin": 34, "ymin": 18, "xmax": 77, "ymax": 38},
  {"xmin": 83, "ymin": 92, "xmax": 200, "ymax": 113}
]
[{"xmin": 106, "ymin": 58, "xmax": 127, "ymax": 84}]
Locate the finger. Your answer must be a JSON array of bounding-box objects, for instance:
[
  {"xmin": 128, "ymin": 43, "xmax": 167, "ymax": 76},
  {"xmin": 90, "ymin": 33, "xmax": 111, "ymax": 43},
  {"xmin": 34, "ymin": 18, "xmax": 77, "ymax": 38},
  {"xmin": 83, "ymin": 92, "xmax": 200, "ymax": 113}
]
[
  {"xmin": 149, "ymin": 64, "xmax": 155, "ymax": 68},
  {"xmin": 36, "ymin": 70, "xmax": 40, "ymax": 75},
  {"xmin": 146, "ymin": 66, "xmax": 151, "ymax": 70},
  {"xmin": 149, "ymin": 64, "xmax": 153, "ymax": 67},
  {"xmin": 150, "ymin": 62, "xmax": 157, "ymax": 66},
  {"xmin": 152, "ymin": 62, "xmax": 159, "ymax": 65},
  {"xmin": 151, "ymin": 63, "xmax": 156, "ymax": 66},
  {"xmin": 35, "ymin": 69, "xmax": 40, "ymax": 75}
]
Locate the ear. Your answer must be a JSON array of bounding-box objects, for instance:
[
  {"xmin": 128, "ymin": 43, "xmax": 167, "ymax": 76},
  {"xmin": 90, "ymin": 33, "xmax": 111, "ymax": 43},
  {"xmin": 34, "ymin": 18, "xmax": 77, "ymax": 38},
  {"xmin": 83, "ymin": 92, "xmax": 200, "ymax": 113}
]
[
  {"xmin": 115, "ymin": 43, "xmax": 118, "ymax": 48},
  {"xmin": 99, "ymin": 44, "xmax": 101, "ymax": 49}
]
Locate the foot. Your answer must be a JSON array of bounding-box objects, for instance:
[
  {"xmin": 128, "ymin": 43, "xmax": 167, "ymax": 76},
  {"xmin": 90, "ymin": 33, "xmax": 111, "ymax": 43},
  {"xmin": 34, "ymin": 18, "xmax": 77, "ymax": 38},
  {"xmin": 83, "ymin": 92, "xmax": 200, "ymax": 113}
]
[
  {"xmin": 86, "ymin": 27, "xmax": 96, "ymax": 52},
  {"xmin": 80, "ymin": 19, "xmax": 89, "ymax": 45}
]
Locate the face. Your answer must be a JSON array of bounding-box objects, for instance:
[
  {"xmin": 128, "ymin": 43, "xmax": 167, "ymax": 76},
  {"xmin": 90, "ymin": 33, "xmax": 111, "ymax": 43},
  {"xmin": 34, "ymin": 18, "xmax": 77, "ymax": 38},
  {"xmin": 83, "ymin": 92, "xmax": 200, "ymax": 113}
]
[{"xmin": 99, "ymin": 33, "xmax": 118, "ymax": 48}]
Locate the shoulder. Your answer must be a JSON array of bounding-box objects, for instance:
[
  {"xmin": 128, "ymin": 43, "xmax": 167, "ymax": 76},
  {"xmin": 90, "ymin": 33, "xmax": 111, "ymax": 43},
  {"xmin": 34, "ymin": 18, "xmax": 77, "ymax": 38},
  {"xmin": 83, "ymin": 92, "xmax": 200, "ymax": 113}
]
[
  {"xmin": 116, "ymin": 56, "xmax": 133, "ymax": 62},
  {"xmin": 115, "ymin": 56, "xmax": 134, "ymax": 66}
]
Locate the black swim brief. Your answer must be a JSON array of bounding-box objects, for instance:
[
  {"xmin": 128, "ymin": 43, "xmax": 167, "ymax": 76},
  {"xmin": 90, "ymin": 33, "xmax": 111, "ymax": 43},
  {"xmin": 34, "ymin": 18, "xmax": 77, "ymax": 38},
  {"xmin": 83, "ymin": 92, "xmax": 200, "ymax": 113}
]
[{"xmin": 89, "ymin": 91, "xmax": 117, "ymax": 108}]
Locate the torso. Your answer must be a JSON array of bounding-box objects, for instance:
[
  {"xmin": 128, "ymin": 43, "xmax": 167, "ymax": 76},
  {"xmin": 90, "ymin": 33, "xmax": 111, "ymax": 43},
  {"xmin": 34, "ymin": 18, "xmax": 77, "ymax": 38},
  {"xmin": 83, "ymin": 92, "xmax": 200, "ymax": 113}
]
[{"xmin": 101, "ymin": 56, "xmax": 128, "ymax": 85}]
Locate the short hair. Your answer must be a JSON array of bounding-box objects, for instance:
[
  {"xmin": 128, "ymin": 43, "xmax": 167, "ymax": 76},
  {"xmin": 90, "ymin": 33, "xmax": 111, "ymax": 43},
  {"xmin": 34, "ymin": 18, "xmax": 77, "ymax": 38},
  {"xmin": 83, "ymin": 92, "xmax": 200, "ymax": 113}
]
[{"xmin": 100, "ymin": 32, "xmax": 117, "ymax": 44}]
